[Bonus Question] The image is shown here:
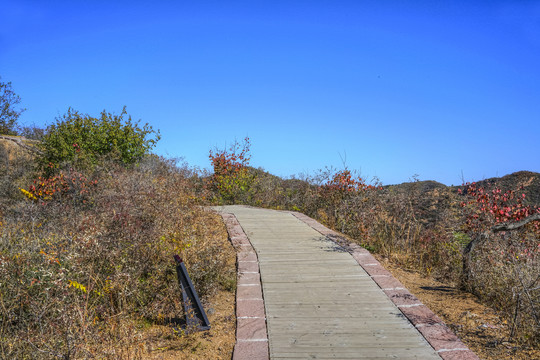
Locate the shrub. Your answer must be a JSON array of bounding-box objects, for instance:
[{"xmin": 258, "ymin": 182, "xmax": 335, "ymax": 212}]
[
  {"xmin": 459, "ymin": 182, "xmax": 540, "ymax": 233},
  {"xmin": 208, "ymin": 137, "xmax": 257, "ymax": 204},
  {"xmin": 205, "ymin": 137, "xmax": 540, "ymax": 344},
  {"xmin": 0, "ymin": 157, "xmax": 234, "ymax": 359},
  {"xmin": 458, "ymin": 182, "xmax": 540, "ymax": 344},
  {"xmin": 17, "ymin": 168, "xmax": 98, "ymax": 207},
  {"xmin": 38, "ymin": 107, "xmax": 160, "ymax": 174}
]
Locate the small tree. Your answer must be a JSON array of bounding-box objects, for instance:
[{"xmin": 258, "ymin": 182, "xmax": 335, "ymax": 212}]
[
  {"xmin": 0, "ymin": 77, "xmax": 25, "ymax": 135},
  {"xmin": 38, "ymin": 107, "xmax": 160, "ymax": 173}
]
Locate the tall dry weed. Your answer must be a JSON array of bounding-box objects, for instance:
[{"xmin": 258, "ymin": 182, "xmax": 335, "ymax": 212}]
[
  {"xmin": 212, "ymin": 162, "xmax": 539, "ymax": 345},
  {"xmin": 0, "ymin": 156, "xmax": 234, "ymax": 358}
]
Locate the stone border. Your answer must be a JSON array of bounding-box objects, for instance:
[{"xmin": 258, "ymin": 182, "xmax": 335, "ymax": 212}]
[
  {"xmin": 218, "ymin": 212, "xmax": 270, "ymax": 360},
  {"xmin": 289, "ymin": 211, "xmax": 479, "ymax": 360}
]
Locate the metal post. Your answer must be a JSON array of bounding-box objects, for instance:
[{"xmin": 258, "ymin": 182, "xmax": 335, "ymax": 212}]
[{"xmin": 174, "ymin": 255, "xmax": 211, "ymax": 332}]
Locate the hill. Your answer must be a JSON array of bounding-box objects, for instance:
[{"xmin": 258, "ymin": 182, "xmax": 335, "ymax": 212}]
[
  {"xmin": 470, "ymin": 171, "xmax": 540, "ymax": 206},
  {"xmin": 378, "ymin": 172, "xmax": 540, "ymax": 228},
  {"xmin": 0, "ymin": 134, "xmax": 42, "ymax": 158}
]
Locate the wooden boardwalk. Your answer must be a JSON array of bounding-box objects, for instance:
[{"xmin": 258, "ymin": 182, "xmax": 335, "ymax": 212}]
[{"xmin": 218, "ymin": 205, "xmax": 442, "ymax": 359}]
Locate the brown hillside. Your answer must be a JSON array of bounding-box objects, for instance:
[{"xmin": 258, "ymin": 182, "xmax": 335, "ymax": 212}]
[
  {"xmin": 0, "ymin": 135, "xmax": 40, "ymax": 162},
  {"xmin": 381, "ymin": 172, "xmax": 540, "ymax": 229},
  {"xmin": 471, "ymin": 171, "xmax": 540, "ymax": 206}
]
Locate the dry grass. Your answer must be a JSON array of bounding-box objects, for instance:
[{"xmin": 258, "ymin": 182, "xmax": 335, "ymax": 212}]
[
  {"xmin": 0, "ymin": 143, "xmax": 236, "ymax": 359},
  {"xmin": 216, "ymin": 167, "xmax": 539, "ymax": 347},
  {"xmin": 381, "ymin": 257, "xmax": 540, "ymax": 359},
  {"xmin": 309, "ymin": 186, "xmax": 540, "ymax": 346}
]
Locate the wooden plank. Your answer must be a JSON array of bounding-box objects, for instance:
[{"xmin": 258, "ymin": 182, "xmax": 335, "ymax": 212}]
[{"xmin": 221, "ymin": 206, "xmax": 440, "ymax": 359}]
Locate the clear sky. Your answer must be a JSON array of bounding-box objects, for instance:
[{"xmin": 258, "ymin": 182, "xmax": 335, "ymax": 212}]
[{"xmin": 1, "ymin": 1, "xmax": 539, "ymax": 185}]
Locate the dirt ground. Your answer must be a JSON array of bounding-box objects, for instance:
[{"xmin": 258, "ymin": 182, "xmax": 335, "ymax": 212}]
[
  {"xmin": 376, "ymin": 255, "xmax": 539, "ymax": 360},
  {"xmin": 143, "ymin": 252, "xmax": 540, "ymax": 360},
  {"xmin": 136, "ymin": 218, "xmax": 237, "ymax": 360},
  {"xmin": 138, "ymin": 290, "xmax": 236, "ymax": 360},
  {"xmin": 115, "ymin": 213, "xmax": 540, "ymax": 360}
]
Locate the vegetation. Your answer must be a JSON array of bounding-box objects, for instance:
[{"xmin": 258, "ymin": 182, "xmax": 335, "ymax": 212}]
[
  {"xmin": 206, "ymin": 137, "xmax": 540, "ymax": 346},
  {"xmin": 37, "ymin": 107, "xmax": 160, "ymax": 174},
  {"xmin": 0, "ymin": 77, "xmax": 25, "ymax": 135},
  {"xmin": 0, "ymin": 117, "xmax": 234, "ymax": 358},
  {"xmin": 459, "ymin": 182, "xmax": 540, "ymax": 342},
  {"xmin": 1, "ymin": 75, "xmax": 537, "ymax": 354},
  {"xmin": 208, "ymin": 137, "xmax": 257, "ymax": 204}
]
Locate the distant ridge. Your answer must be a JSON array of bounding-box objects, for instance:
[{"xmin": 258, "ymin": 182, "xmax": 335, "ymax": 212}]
[{"xmin": 384, "ymin": 171, "xmax": 539, "ymax": 205}]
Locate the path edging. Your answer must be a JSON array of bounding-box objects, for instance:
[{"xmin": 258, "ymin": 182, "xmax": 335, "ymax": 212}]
[
  {"xmin": 289, "ymin": 211, "xmax": 479, "ymax": 360},
  {"xmin": 218, "ymin": 212, "xmax": 270, "ymax": 360}
]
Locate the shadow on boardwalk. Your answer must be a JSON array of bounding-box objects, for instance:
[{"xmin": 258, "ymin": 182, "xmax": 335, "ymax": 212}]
[{"xmin": 215, "ymin": 205, "xmax": 479, "ymax": 360}]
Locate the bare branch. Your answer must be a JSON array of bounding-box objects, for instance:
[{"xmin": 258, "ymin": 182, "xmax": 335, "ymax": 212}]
[{"xmin": 492, "ymin": 213, "xmax": 540, "ymax": 233}]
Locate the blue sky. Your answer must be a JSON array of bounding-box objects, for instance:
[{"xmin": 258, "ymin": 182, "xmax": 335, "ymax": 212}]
[{"xmin": 1, "ymin": 1, "xmax": 539, "ymax": 185}]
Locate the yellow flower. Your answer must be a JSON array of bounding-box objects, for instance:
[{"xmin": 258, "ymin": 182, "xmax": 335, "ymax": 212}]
[
  {"xmin": 68, "ymin": 280, "xmax": 87, "ymax": 293},
  {"xmin": 19, "ymin": 188, "xmax": 37, "ymax": 201}
]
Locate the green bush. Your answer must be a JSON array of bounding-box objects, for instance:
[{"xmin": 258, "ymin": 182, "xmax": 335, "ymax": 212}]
[{"xmin": 38, "ymin": 107, "xmax": 160, "ymax": 173}]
